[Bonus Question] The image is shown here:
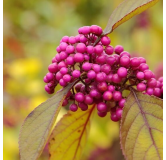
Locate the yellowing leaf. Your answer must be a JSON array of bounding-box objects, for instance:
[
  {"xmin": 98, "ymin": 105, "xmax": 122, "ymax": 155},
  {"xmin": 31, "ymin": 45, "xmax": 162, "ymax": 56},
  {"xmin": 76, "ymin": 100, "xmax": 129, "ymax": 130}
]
[
  {"xmin": 103, "ymin": 0, "xmax": 159, "ymax": 35},
  {"xmin": 49, "ymin": 104, "xmax": 96, "ymax": 160},
  {"xmin": 120, "ymin": 90, "xmax": 163, "ymax": 160},
  {"xmin": 19, "ymin": 82, "xmax": 75, "ymax": 160}
]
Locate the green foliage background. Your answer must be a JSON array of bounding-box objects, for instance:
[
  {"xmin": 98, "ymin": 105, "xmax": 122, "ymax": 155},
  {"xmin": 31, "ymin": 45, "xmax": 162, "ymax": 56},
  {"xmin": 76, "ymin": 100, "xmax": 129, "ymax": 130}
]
[{"xmin": 3, "ymin": 0, "xmax": 163, "ymax": 160}]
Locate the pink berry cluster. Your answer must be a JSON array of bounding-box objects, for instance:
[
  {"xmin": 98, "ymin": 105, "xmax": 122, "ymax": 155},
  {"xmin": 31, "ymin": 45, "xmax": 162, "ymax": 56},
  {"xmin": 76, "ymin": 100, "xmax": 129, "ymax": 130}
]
[{"xmin": 43, "ymin": 25, "xmax": 163, "ymax": 122}]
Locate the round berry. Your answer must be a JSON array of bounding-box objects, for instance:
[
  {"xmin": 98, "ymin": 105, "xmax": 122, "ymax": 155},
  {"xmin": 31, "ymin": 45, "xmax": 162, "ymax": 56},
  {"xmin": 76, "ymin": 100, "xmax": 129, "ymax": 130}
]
[
  {"xmin": 94, "ymin": 45, "xmax": 104, "ymax": 56},
  {"xmin": 66, "ymin": 45, "xmax": 75, "ymax": 54},
  {"xmin": 97, "ymin": 82, "xmax": 108, "ymax": 92},
  {"xmin": 92, "ymin": 64, "xmax": 101, "ymax": 73},
  {"xmin": 101, "ymin": 36, "xmax": 110, "ymax": 46},
  {"xmin": 120, "ymin": 55, "xmax": 130, "ymax": 67},
  {"xmin": 76, "ymin": 43, "xmax": 86, "ymax": 53},
  {"xmin": 59, "ymin": 42, "xmax": 68, "ymax": 51},
  {"xmin": 153, "ymin": 88, "xmax": 161, "ymax": 97},
  {"xmin": 87, "ymin": 46, "xmax": 94, "ymax": 54},
  {"xmin": 43, "ymin": 76, "xmax": 49, "ymax": 83},
  {"xmin": 120, "ymin": 51, "xmax": 131, "ymax": 58},
  {"xmin": 79, "ymin": 102, "xmax": 88, "ymax": 111},
  {"xmin": 63, "ymin": 74, "xmax": 71, "ymax": 83},
  {"xmin": 62, "ymin": 99, "xmax": 68, "ymax": 106},
  {"xmin": 96, "ymin": 55, "xmax": 106, "ymax": 64},
  {"xmin": 146, "ymin": 88, "xmax": 154, "ymax": 95},
  {"xmin": 60, "ymin": 67, "xmax": 68, "ymax": 75},
  {"xmin": 72, "ymin": 70, "xmax": 81, "ymax": 78},
  {"xmin": 98, "ymin": 111, "xmax": 107, "ymax": 117},
  {"xmin": 58, "ymin": 61, "xmax": 66, "ymax": 69},
  {"xmin": 103, "ymin": 91, "xmax": 113, "ymax": 101},
  {"xmin": 137, "ymin": 83, "xmax": 146, "ymax": 92},
  {"xmin": 111, "ymin": 112, "xmax": 120, "ymax": 122},
  {"xmin": 48, "ymin": 63, "xmax": 58, "ymax": 73},
  {"xmin": 68, "ymin": 36, "xmax": 76, "ymax": 44},
  {"xmin": 116, "ymin": 108, "xmax": 123, "ymax": 119},
  {"xmin": 105, "ymin": 45, "xmax": 114, "ymax": 55},
  {"xmin": 70, "ymin": 103, "xmax": 78, "ymax": 112},
  {"xmin": 59, "ymin": 79, "xmax": 67, "ymax": 86},
  {"xmin": 101, "ymin": 64, "xmax": 111, "ymax": 75},
  {"xmin": 56, "ymin": 72, "xmax": 63, "ymax": 81},
  {"xmin": 96, "ymin": 72, "xmax": 107, "ymax": 82},
  {"xmin": 114, "ymin": 45, "xmax": 124, "ymax": 54},
  {"xmin": 144, "ymin": 70, "xmax": 153, "ymax": 80},
  {"xmin": 106, "ymin": 73, "xmax": 113, "ymax": 83},
  {"xmin": 117, "ymin": 67, "xmax": 127, "ymax": 78},
  {"xmin": 87, "ymin": 70, "xmax": 96, "ymax": 79},
  {"xmin": 130, "ymin": 57, "xmax": 140, "ymax": 67},
  {"xmin": 113, "ymin": 91, "xmax": 122, "ymax": 101},
  {"xmin": 147, "ymin": 78, "xmax": 157, "ymax": 88},
  {"xmin": 82, "ymin": 62, "xmax": 92, "ymax": 71},
  {"xmin": 139, "ymin": 63, "xmax": 149, "ymax": 71},
  {"xmin": 108, "ymin": 85, "xmax": 115, "ymax": 92},
  {"xmin": 66, "ymin": 56, "xmax": 74, "ymax": 65},
  {"xmin": 75, "ymin": 92, "xmax": 85, "ymax": 102},
  {"xmin": 74, "ymin": 53, "xmax": 84, "ymax": 62},
  {"xmin": 119, "ymin": 99, "xmax": 126, "ymax": 108},
  {"xmin": 46, "ymin": 72, "xmax": 54, "ymax": 81},
  {"xmin": 112, "ymin": 74, "xmax": 122, "ymax": 83},
  {"xmin": 136, "ymin": 72, "xmax": 144, "ymax": 80},
  {"xmin": 84, "ymin": 95, "xmax": 93, "ymax": 104},
  {"xmin": 75, "ymin": 83, "xmax": 83, "ymax": 92},
  {"xmin": 97, "ymin": 102, "xmax": 107, "ymax": 112},
  {"xmin": 59, "ymin": 51, "xmax": 68, "ymax": 60}
]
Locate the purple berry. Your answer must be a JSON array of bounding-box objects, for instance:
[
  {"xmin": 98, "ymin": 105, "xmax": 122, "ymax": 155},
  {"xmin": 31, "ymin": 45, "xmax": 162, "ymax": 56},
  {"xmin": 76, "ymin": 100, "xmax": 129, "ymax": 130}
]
[
  {"xmin": 120, "ymin": 51, "xmax": 131, "ymax": 58},
  {"xmin": 117, "ymin": 67, "xmax": 127, "ymax": 78},
  {"xmin": 81, "ymin": 26, "xmax": 90, "ymax": 34},
  {"xmin": 56, "ymin": 46, "xmax": 61, "ymax": 53},
  {"xmin": 103, "ymin": 91, "xmax": 113, "ymax": 101},
  {"xmin": 94, "ymin": 45, "xmax": 104, "ymax": 56},
  {"xmin": 66, "ymin": 45, "xmax": 75, "ymax": 54},
  {"xmin": 60, "ymin": 67, "xmax": 68, "ymax": 75},
  {"xmin": 136, "ymin": 72, "xmax": 144, "ymax": 80},
  {"xmin": 79, "ymin": 102, "xmax": 88, "ymax": 111},
  {"xmin": 108, "ymin": 85, "xmax": 115, "ymax": 92},
  {"xmin": 63, "ymin": 74, "xmax": 71, "ymax": 83},
  {"xmin": 92, "ymin": 64, "xmax": 101, "ymax": 73},
  {"xmin": 75, "ymin": 83, "xmax": 83, "ymax": 92},
  {"xmin": 48, "ymin": 63, "xmax": 58, "ymax": 73},
  {"xmin": 116, "ymin": 108, "xmax": 123, "ymax": 119},
  {"xmin": 139, "ymin": 63, "xmax": 149, "ymax": 71},
  {"xmin": 101, "ymin": 64, "xmax": 111, "ymax": 75},
  {"xmin": 59, "ymin": 79, "xmax": 67, "ymax": 86},
  {"xmin": 90, "ymin": 89, "xmax": 100, "ymax": 98},
  {"xmin": 84, "ymin": 95, "xmax": 93, "ymax": 104},
  {"xmin": 59, "ymin": 42, "xmax": 68, "ymax": 51},
  {"xmin": 62, "ymin": 99, "xmax": 68, "ymax": 106},
  {"xmin": 106, "ymin": 73, "xmax": 113, "ymax": 83},
  {"xmin": 87, "ymin": 70, "xmax": 96, "ymax": 79},
  {"xmin": 96, "ymin": 55, "xmax": 106, "ymax": 64},
  {"xmin": 55, "ymin": 53, "xmax": 61, "ymax": 62},
  {"xmin": 80, "ymin": 35, "xmax": 88, "ymax": 43},
  {"xmin": 84, "ymin": 54, "xmax": 90, "ymax": 61},
  {"xmin": 72, "ymin": 70, "xmax": 81, "ymax": 78},
  {"xmin": 144, "ymin": 70, "xmax": 153, "ymax": 80},
  {"xmin": 153, "ymin": 88, "xmax": 161, "ymax": 97},
  {"xmin": 76, "ymin": 43, "xmax": 86, "ymax": 53},
  {"xmin": 112, "ymin": 74, "xmax": 122, "ymax": 83},
  {"xmin": 96, "ymin": 72, "xmax": 107, "ymax": 82},
  {"xmin": 61, "ymin": 36, "xmax": 69, "ymax": 43},
  {"xmin": 46, "ymin": 72, "xmax": 54, "ymax": 81},
  {"xmin": 58, "ymin": 61, "xmax": 66, "ymax": 69},
  {"xmin": 137, "ymin": 83, "xmax": 146, "ymax": 92},
  {"xmin": 97, "ymin": 82, "xmax": 108, "ymax": 92},
  {"xmin": 147, "ymin": 78, "xmax": 157, "ymax": 88},
  {"xmin": 43, "ymin": 76, "xmax": 49, "ymax": 83},
  {"xmin": 90, "ymin": 25, "xmax": 102, "ymax": 35},
  {"xmin": 68, "ymin": 36, "xmax": 76, "ymax": 44},
  {"xmin": 105, "ymin": 45, "xmax": 114, "ymax": 55},
  {"xmin": 87, "ymin": 46, "xmax": 94, "ymax": 54},
  {"xmin": 138, "ymin": 57, "xmax": 146, "ymax": 64},
  {"xmin": 56, "ymin": 71, "xmax": 63, "ymax": 81},
  {"xmin": 106, "ymin": 56, "xmax": 116, "ymax": 66},
  {"xmin": 59, "ymin": 51, "xmax": 68, "ymax": 60},
  {"xmin": 82, "ymin": 62, "xmax": 92, "ymax": 71},
  {"xmin": 75, "ymin": 92, "xmax": 85, "ymax": 102},
  {"xmin": 97, "ymin": 102, "xmax": 107, "ymax": 112},
  {"xmin": 66, "ymin": 56, "xmax": 74, "ymax": 65},
  {"xmin": 114, "ymin": 45, "xmax": 124, "ymax": 54},
  {"xmin": 111, "ymin": 112, "xmax": 120, "ymax": 122},
  {"xmin": 98, "ymin": 111, "xmax": 107, "ymax": 117},
  {"xmin": 146, "ymin": 88, "xmax": 154, "ymax": 95},
  {"xmin": 119, "ymin": 99, "xmax": 126, "ymax": 108},
  {"xmin": 120, "ymin": 55, "xmax": 130, "ymax": 67},
  {"xmin": 69, "ymin": 103, "xmax": 78, "ymax": 112},
  {"xmin": 74, "ymin": 53, "xmax": 84, "ymax": 62},
  {"xmin": 130, "ymin": 57, "xmax": 140, "ymax": 67},
  {"xmin": 113, "ymin": 91, "xmax": 122, "ymax": 101},
  {"xmin": 101, "ymin": 36, "xmax": 110, "ymax": 46}
]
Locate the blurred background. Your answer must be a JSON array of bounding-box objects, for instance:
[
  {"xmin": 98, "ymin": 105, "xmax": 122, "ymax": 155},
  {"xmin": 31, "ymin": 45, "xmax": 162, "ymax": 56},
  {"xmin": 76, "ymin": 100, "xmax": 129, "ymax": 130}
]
[{"xmin": 3, "ymin": 0, "xmax": 163, "ymax": 160}]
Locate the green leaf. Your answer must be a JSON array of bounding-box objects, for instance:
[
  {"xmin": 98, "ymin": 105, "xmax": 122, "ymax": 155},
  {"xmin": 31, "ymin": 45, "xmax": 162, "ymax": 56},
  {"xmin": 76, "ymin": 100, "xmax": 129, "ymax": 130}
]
[
  {"xmin": 103, "ymin": 0, "xmax": 159, "ymax": 35},
  {"xmin": 19, "ymin": 82, "xmax": 75, "ymax": 160},
  {"xmin": 120, "ymin": 89, "xmax": 163, "ymax": 160},
  {"xmin": 49, "ymin": 105, "xmax": 96, "ymax": 160}
]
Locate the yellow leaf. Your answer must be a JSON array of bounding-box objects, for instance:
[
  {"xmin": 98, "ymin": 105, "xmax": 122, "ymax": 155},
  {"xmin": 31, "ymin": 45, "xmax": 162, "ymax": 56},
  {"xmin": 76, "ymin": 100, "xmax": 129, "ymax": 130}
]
[
  {"xmin": 103, "ymin": 0, "xmax": 159, "ymax": 35},
  {"xmin": 120, "ymin": 90, "xmax": 163, "ymax": 160},
  {"xmin": 49, "ymin": 104, "xmax": 96, "ymax": 160},
  {"xmin": 19, "ymin": 82, "xmax": 75, "ymax": 160}
]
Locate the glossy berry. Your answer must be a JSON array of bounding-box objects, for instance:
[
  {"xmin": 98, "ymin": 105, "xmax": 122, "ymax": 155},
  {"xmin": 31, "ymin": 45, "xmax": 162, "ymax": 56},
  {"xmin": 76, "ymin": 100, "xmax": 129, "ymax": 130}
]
[
  {"xmin": 69, "ymin": 104, "xmax": 78, "ymax": 112},
  {"xmin": 97, "ymin": 102, "xmax": 107, "ymax": 112}
]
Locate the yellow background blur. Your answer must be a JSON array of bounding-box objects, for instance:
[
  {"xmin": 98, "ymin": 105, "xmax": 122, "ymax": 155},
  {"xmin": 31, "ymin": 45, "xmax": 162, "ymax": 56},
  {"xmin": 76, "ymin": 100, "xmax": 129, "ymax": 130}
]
[{"xmin": 3, "ymin": 0, "xmax": 163, "ymax": 160}]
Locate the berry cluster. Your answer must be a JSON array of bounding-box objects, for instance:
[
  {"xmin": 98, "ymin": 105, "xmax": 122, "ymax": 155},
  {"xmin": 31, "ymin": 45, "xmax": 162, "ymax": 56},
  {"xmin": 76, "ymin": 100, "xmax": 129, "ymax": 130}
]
[{"xmin": 43, "ymin": 25, "xmax": 163, "ymax": 122}]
